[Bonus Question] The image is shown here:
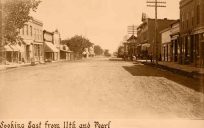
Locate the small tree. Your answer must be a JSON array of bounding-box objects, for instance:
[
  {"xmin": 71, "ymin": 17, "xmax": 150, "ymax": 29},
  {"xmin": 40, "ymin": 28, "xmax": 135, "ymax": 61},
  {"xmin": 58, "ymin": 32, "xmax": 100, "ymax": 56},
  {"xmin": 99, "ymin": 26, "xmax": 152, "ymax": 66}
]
[
  {"xmin": 117, "ymin": 46, "xmax": 124, "ymax": 58},
  {"xmin": 3, "ymin": 0, "xmax": 41, "ymax": 42},
  {"xmin": 94, "ymin": 45, "xmax": 103, "ymax": 56},
  {"xmin": 104, "ymin": 49, "xmax": 111, "ymax": 57},
  {"xmin": 62, "ymin": 35, "xmax": 93, "ymax": 54}
]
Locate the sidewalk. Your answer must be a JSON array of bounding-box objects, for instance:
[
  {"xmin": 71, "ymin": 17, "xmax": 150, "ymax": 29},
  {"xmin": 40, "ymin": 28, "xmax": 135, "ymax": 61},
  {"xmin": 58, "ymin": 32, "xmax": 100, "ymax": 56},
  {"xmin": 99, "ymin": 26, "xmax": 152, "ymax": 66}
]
[
  {"xmin": 136, "ymin": 60, "xmax": 204, "ymax": 78},
  {"xmin": 0, "ymin": 63, "xmax": 31, "ymax": 71},
  {"xmin": 0, "ymin": 59, "xmax": 78, "ymax": 71}
]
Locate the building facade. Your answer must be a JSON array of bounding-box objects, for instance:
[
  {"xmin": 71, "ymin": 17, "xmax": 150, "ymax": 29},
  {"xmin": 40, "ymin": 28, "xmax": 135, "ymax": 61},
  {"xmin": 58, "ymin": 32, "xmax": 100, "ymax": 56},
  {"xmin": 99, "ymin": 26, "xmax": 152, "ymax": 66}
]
[
  {"xmin": 170, "ymin": 20, "xmax": 180, "ymax": 63},
  {"xmin": 53, "ymin": 29, "xmax": 61, "ymax": 61},
  {"xmin": 180, "ymin": 0, "xmax": 204, "ymax": 67},
  {"xmin": 137, "ymin": 18, "xmax": 176, "ymax": 60},
  {"xmin": 19, "ymin": 19, "xmax": 44, "ymax": 64},
  {"xmin": 123, "ymin": 35, "xmax": 137, "ymax": 60},
  {"xmin": 161, "ymin": 28, "xmax": 171, "ymax": 61},
  {"xmin": 43, "ymin": 30, "xmax": 59, "ymax": 62}
]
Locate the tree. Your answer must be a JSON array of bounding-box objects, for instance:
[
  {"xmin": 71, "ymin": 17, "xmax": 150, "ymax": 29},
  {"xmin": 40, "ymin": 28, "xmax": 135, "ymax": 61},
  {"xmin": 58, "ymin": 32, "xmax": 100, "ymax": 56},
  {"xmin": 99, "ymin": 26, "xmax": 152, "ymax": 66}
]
[
  {"xmin": 117, "ymin": 46, "xmax": 124, "ymax": 58},
  {"xmin": 3, "ymin": 0, "xmax": 41, "ymax": 42},
  {"xmin": 61, "ymin": 35, "xmax": 93, "ymax": 54},
  {"xmin": 94, "ymin": 45, "xmax": 103, "ymax": 56},
  {"xmin": 104, "ymin": 49, "xmax": 111, "ymax": 57}
]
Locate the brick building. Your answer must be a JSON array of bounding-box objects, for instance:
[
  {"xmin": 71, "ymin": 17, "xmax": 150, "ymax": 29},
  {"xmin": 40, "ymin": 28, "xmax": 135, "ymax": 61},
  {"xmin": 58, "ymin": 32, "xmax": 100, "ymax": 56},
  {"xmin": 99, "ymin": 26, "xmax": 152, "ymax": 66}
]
[
  {"xmin": 137, "ymin": 18, "xmax": 176, "ymax": 60},
  {"xmin": 180, "ymin": 0, "xmax": 204, "ymax": 67}
]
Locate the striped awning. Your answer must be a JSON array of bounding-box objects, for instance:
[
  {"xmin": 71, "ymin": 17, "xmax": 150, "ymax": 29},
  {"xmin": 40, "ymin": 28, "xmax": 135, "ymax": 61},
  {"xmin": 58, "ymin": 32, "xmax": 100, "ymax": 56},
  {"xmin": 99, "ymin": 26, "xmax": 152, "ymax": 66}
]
[
  {"xmin": 44, "ymin": 42, "xmax": 59, "ymax": 52},
  {"xmin": 15, "ymin": 44, "xmax": 24, "ymax": 52},
  {"xmin": 9, "ymin": 45, "xmax": 19, "ymax": 51},
  {"xmin": 4, "ymin": 45, "xmax": 13, "ymax": 51}
]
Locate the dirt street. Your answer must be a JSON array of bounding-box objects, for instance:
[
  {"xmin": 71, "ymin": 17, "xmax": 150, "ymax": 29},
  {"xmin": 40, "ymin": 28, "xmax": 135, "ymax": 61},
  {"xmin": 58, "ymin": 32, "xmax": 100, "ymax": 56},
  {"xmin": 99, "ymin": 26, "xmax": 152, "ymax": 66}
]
[{"xmin": 0, "ymin": 57, "xmax": 203, "ymax": 119}]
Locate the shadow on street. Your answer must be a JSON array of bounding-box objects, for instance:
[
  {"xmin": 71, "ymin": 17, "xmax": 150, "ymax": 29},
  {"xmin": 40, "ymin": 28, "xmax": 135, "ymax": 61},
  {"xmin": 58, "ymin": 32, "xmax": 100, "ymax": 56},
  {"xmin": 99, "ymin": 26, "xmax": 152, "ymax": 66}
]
[{"xmin": 123, "ymin": 64, "xmax": 204, "ymax": 93}]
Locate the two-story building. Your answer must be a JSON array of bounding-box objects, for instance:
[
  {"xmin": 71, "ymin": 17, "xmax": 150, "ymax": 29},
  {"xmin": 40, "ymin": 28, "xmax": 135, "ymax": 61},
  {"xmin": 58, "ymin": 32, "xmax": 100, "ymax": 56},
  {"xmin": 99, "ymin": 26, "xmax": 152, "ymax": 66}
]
[
  {"xmin": 127, "ymin": 35, "xmax": 137, "ymax": 59},
  {"xmin": 137, "ymin": 17, "xmax": 176, "ymax": 60},
  {"xmin": 19, "ymin": 19, "xmax": 44, "ymax": 64},
  {"xmin": 180, "ymin": 0, "xmax": 204, "ymax": 67}
]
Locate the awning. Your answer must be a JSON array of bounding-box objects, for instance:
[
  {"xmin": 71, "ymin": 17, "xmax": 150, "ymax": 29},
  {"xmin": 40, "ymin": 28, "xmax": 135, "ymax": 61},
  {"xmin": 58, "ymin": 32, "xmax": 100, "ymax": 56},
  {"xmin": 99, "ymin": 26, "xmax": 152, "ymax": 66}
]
[
  {"xmin": 137, "ymin": 44, "xmax": 142, "ymax": 47},
  {"xmin": 171, "ymin": 35, "xmax": 179, "ymax": 40},
  {"xmin": 9, "ymin": 45, "xmax": 19, "ymax": 51},
  {"xmin": 16, "ymin": 44, "xmax": 24, "ymax": 52},
  {"xmin": 141, "ymin": 43, "xmax": 151, "ymax": 51},
  {"xmin": 44, "ymin": 42, "xmax": 59, "ymax": 52},
  {"xmin": 4, "ymin": 45, "xmax": 13, "ymax": 51},
  {"xmin": 142, "ymin": 43, "xmax": 151, "ymax": 47},
  {"xmin": 24, "ymin": 40, "xmax": 33, "ymax": 45},
  {"xmin": 60, "ymin": 49, "xmax": 67, "ymax": 52}
]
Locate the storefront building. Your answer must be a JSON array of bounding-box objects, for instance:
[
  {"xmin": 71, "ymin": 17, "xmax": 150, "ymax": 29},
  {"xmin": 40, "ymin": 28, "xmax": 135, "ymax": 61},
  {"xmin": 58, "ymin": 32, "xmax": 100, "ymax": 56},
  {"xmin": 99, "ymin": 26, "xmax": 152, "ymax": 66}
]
[
  {"xmin": 43, "ymin": 30, "xmax": 59, "ymax": 62},
  {"xmin": 170, "ymin": 20, "xmax": 180, "ymax": 63},
  {"xmin": 161, "ymin": 28, "xmax": 171, "ymax": 61},
  {"xmin": 137, "ymin": 17, "xmax": 176, "ymax": 60},
  {"xmin": 180, "ymin": 0, "xmax": 204, "ymax": 67},
  {"xmin": 60, "ymin": 45, "xmax": 73, "ymax": 60},
  {"xmin": 19, "ymin": 19, "xmax": 44, "ymax": 64}
]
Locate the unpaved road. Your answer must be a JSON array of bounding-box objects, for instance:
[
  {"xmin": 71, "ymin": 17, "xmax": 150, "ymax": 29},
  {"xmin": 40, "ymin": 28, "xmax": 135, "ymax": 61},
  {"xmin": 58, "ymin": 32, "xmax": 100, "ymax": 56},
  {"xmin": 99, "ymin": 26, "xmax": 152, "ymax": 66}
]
[{"xmin": 0, "ymin": 57, "xmax": 203, "ymax": 119}]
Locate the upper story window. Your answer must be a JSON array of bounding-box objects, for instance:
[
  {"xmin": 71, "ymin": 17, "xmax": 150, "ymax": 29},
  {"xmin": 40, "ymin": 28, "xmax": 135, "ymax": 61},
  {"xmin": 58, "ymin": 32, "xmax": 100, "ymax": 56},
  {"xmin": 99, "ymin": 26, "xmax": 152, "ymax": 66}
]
[
  {"xmin": 34, "ymin": 28, "xmax": 37, "ymax": 39},
  {"xmin": 197, "ymin": 4, "xmax": 200, "ymax": 25},
  {"xmin": 22, "ymin": 27, "xmax": 24, "ymax": 35},
  {"xmin": 26, "ymin": 25, "xmax": 29, "ymax": 35},
  {"xmin": 30, "ymin": 26, "xmax": 32, "ymax": 36}
]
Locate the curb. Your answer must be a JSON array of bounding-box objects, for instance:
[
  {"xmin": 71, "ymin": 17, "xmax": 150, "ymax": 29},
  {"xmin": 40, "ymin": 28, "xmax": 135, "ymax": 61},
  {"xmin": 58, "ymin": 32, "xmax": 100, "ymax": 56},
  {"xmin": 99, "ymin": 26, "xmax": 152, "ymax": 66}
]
[{"xmin": 140, "ymin": 61, "xmax": 204, "ymax": 79}]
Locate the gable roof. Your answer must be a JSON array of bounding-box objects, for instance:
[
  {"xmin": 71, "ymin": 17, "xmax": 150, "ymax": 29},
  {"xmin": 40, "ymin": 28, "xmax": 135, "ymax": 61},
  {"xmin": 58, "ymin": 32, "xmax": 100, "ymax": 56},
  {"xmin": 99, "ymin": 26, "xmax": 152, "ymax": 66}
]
[{"xmin": 127, "ymin": 35, "xmax": 137, "ymax": 41}]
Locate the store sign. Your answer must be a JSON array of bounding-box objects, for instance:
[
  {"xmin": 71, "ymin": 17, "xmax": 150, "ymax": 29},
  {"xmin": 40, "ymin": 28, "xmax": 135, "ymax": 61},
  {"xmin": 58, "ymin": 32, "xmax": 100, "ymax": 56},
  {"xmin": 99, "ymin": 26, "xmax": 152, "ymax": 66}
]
[{"xmin": 44, "ymin": 33, "xmax": 53, "ymax": 42}]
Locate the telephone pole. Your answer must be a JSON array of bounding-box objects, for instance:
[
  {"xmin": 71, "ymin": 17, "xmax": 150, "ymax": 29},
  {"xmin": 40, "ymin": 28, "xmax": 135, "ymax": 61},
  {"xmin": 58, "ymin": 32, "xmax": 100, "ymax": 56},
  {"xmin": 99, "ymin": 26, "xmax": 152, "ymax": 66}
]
[
  {"xmin": 128, "ymin": 25, "xmax": 137, "ymax": 36},
  {"xmin": 127, "ymin": 25, "xmax": 137, "ymax": 58},
  {"xmin": 147, "ymin": 0, "xmax": 166, "ymax": 64}
]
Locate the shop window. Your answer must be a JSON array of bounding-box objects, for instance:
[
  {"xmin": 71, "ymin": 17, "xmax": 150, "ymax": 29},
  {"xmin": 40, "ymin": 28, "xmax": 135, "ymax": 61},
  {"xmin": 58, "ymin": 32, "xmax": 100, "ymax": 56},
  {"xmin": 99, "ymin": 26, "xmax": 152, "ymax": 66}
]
[{"xmin": 30, "ymin": 26, "xmax": 32, "ymax": 36}]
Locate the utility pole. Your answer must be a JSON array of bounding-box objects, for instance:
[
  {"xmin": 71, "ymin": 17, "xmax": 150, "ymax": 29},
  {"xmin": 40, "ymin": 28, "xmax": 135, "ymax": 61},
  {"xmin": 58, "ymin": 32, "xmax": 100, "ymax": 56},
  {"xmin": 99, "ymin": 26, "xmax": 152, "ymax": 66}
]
[
  {"xmin": 0, "ymin": 0, "xmax": 4, "ymax": 64},
  {"xmin": 127, "ymin": 25, "xmax": 137, "ymax": 59},
  {"xmin": 147, "ymin": 0, "xmax": 166, "ymax": 64},
  {"xmin": 128, "ymin": 25, "xmax": 137, "ymax": 36}
]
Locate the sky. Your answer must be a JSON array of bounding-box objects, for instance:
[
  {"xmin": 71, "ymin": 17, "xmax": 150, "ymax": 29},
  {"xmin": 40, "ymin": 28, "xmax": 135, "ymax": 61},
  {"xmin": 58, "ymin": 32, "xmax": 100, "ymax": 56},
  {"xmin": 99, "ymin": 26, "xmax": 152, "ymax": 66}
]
[{"xmin": 31, "ymin": 0, "xmax": 180, "ymax": 53}]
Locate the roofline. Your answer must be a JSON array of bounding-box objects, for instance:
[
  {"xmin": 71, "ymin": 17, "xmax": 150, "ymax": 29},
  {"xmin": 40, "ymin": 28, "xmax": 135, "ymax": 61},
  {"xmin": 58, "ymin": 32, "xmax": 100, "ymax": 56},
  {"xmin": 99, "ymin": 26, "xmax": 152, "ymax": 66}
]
[
  {"xmin": 137, "ymin": 18, "xmax": 177, "ymax": 29},
  {"xmin": 43, "ymin": 30, "xmax": 54, "ymax": 35},
  {"xmin": 160, "ymin": 27, "xmax": 171, "ymax": 34},
  {"xmin": 30, "ymin": 18, "xmax": 43, "ymax": 26}
]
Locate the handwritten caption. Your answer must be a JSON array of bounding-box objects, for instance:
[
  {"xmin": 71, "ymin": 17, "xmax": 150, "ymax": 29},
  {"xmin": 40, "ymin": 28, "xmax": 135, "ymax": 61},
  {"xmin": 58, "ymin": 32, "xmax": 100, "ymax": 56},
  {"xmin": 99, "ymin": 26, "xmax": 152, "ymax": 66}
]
[{"xmin": 1, "ymin": 121, "xmax": 111, "ymax": 128}]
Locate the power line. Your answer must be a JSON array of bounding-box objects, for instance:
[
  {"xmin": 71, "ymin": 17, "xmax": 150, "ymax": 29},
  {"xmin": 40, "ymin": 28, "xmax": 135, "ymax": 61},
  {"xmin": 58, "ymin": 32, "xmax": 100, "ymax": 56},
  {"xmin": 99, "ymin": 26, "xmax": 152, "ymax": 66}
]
[{"xmin": 127, "ymin": 25, "xmax": 137, "ymax": 36}]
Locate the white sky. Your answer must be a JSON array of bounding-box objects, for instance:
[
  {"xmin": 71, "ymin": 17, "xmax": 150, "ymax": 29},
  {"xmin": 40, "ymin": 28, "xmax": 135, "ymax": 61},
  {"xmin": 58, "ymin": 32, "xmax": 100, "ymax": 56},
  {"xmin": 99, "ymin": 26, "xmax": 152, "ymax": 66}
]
[{"xmin": 31, "ymin": 0, "xmax": 180, "ymax": 52}]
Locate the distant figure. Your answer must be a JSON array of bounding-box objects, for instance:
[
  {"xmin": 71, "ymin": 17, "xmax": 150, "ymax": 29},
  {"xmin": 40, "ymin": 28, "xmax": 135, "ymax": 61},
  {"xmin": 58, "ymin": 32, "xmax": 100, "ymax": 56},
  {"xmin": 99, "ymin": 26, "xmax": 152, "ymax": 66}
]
[
  {"xmin": 133, "ymin": 56, "xmax": 136, "ymax": 61},
  {"xmin": 150, "ymin": 53, "xmax": 153, "ymax": 62}
]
